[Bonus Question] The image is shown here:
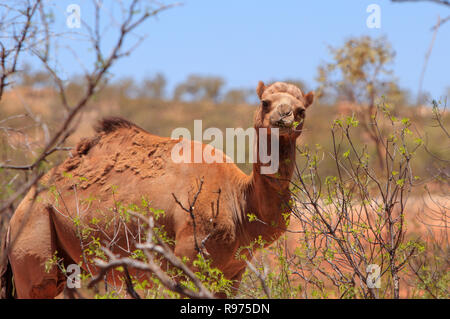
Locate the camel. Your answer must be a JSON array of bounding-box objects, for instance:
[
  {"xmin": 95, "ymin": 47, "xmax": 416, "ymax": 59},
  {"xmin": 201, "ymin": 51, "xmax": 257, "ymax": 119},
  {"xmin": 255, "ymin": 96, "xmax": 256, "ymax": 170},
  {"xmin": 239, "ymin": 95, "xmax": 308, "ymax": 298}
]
[{"xmin": 0, "ymin": 81, "xmax": 314, "ymax": 298}]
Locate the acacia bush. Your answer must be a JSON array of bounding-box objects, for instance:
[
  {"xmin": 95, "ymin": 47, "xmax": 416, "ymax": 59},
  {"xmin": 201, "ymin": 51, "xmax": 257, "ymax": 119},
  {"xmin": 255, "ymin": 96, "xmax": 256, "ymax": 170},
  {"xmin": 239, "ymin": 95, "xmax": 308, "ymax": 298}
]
[{"xmin": 237, "ymin": 100, "xmax": 449, "ymax": 299}]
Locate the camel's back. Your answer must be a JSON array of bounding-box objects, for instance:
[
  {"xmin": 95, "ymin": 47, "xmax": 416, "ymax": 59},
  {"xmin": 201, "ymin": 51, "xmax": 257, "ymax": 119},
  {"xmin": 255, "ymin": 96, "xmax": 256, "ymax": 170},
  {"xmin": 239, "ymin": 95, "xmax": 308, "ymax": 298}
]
[{"xmin": 38, "ymin": 117, "xmax": 248, "ymax": 222}]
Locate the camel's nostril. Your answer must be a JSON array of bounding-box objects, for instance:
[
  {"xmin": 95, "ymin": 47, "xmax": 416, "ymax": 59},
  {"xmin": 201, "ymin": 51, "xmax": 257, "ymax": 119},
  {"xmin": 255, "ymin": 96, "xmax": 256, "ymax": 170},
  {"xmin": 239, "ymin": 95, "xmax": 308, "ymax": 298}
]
[{"xmin": 278, "ymin": 110, "xmax": 292, "ymax": 118}]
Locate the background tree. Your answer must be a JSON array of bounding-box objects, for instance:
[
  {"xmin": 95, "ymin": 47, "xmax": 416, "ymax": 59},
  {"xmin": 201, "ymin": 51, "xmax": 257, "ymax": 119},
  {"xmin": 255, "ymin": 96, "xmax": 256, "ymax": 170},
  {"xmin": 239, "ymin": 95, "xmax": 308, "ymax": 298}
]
[
  {"xmin": 392, "ymin": 0, "xmax": 450, "ymax": 9},
  {"xmin": 392, "ymin": 1, "xmax": 450, "ymax": 104},
  {"xmin": 173, "ymin": 74, "xmax": 225, "ymax": 102},
  {"xmin": 115, "ymin": 77, "xmax": 139, "ymax": 99},
  {"xmin": 223, "ymin": 88, "xmax": 252, "ymax": 104},
  {"xmin": 317, "ymin": 36, "xmax": 407, "ymax": 170},
  {"xmin": 19, "ymin": 64, "xmax": 52, "ymax": 88},
  {"xmin": 139, "ymin": 73, "xmax": 167, "ymax": 99}
]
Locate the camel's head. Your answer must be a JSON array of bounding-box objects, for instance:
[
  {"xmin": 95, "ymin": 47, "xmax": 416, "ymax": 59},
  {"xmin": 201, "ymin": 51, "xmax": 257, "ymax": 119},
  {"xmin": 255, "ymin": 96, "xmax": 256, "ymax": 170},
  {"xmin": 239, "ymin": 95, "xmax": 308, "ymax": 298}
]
[{"xmin": 254, "ymin": 81, "xmax": 314, "ymax": 137}]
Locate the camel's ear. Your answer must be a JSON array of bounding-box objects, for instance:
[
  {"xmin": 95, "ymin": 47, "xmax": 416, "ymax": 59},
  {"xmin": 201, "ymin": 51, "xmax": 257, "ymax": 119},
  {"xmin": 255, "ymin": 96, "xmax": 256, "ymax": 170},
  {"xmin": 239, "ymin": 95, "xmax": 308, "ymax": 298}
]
[
  {"xmin": 303, "ymin": 91, "xmax": 314, "ymax": 109},
  {"xmin": 256, "ymin": 81, "xmax": 266, "ymax": 100}
]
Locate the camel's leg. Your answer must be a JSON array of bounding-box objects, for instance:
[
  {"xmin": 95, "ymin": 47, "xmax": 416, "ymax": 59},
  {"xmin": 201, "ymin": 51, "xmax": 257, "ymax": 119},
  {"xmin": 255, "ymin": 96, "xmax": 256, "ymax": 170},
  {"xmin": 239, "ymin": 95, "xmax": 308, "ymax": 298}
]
[
  {"xmin": 173, "ymin": 232, "xmax": 199, "ymax": 268},
  {"xmin": 8, "ymin": 201, "xmax": 65, "ymax": 299}
]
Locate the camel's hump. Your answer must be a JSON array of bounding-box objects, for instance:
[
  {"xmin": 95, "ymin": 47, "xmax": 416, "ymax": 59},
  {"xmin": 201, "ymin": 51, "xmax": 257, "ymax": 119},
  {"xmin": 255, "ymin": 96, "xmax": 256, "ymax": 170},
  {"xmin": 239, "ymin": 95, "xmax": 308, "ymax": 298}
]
[
  {"xmin": 68, "ymin": 117, "xmax": 148, "ymax": 159},
  {"xmin": 94, "ymin": 116, "xmax": 145, "ymax": 134}
]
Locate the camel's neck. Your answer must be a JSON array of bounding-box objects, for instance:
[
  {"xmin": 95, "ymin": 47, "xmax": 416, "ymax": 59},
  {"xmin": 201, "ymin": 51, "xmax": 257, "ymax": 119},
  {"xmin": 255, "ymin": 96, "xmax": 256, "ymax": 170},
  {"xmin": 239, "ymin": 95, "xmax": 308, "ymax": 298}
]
[{"xmin": 239, "ymin": 132, "xmax": 297, "ymax": 245}]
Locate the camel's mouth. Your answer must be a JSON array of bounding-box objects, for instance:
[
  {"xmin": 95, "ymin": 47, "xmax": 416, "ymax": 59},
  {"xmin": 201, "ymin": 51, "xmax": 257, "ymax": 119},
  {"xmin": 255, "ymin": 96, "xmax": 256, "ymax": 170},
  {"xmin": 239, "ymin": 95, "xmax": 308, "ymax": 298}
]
[
  {"xmin": 270, "ymin": 118, "xmax": 304, "ymax": 135},
  {"xmin": 267, "ymin": 126, "xmax": 300, "ymax": 137}
]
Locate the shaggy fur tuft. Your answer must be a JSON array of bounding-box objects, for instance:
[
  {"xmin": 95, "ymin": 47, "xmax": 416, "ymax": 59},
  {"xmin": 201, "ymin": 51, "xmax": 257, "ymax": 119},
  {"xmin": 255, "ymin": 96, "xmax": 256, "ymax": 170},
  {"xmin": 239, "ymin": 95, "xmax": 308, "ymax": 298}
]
[
  {"xmin": 94, "ymin": 116, "xmax": 142, "ymax": 134},
  {"xmin": 260, "ymin": 81, "xmax": 305, "ymax": 102}
]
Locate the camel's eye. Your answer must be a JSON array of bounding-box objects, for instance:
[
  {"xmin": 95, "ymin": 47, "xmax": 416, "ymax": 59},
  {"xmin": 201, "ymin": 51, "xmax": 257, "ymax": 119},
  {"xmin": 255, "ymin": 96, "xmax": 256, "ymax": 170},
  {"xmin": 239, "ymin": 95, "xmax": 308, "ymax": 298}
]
[{"xmin": 262, "ymin": 100, "xmax": 270, "ymax": 110}]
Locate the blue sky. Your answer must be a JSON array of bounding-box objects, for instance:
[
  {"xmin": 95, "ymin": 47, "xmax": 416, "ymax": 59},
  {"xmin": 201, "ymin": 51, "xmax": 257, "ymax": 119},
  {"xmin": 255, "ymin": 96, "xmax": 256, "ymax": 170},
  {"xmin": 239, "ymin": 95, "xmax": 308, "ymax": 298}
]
[{"xmin": 43, "ymin": 0, "xmax": 450, "ymax": 100}]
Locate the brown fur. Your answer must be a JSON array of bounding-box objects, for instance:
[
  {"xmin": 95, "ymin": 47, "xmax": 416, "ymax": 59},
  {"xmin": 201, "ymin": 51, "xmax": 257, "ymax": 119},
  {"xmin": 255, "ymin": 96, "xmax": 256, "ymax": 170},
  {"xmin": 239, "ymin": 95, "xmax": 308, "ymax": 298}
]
[{"xmin": 3, "ymin": 81, "xmax": 314, "ymax": 298}]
